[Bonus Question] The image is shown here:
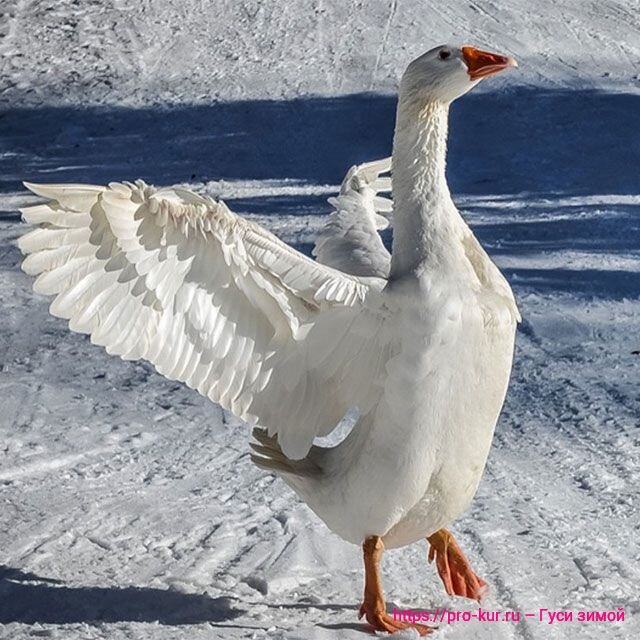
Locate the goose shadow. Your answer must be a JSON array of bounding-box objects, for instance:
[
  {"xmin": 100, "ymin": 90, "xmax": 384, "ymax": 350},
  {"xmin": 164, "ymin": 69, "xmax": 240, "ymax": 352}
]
[{"xmin": 0, "ymin": 565, "xmax": 244, "ymax": 625}]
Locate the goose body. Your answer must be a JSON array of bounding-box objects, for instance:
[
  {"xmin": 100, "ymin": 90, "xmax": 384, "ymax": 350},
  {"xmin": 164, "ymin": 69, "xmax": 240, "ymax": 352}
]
[
  {"xmin": 292, "ymin": 271, "xmax": 517, "ymax": 549},
  {"xmin": 18, "ymin": 44, "xmax": 519, "ymax": 634},
  {"xmin": 283, "ymin": 53, "xmax": 519, "ymax": 549}
]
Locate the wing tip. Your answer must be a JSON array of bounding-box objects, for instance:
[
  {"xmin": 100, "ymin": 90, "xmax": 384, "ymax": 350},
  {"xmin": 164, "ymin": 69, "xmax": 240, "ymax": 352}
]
[
  {"xmin": 22, "ymin": 181, "xmax": 106, "ymax": 200},
  {"xmin": 23, "ymin": 181, "xmax": 42, "ymax": 196}
]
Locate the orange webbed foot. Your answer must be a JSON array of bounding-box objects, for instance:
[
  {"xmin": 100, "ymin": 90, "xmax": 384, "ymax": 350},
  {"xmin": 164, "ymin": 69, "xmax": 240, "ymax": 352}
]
[
  {"xmin": 359, "ymin": 536, "xmax": 434, "ymax": 635},
  {"xmin": 358, "ymin": 600, "xmax": 433, "ymax": 636},
  {"xmin": 427, "ymin": 529, "xmax": 487, "ymax": 602}
]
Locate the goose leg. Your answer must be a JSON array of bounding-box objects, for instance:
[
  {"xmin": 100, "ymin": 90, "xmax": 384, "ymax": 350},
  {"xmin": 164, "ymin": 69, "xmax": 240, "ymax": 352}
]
[
  {"xmin": 427, "ymin": 529, "xmax": 487, "ymax": 601},
  {"xmin": 358, "ymin": 536, "xmax": 433, "ymax": 635}
]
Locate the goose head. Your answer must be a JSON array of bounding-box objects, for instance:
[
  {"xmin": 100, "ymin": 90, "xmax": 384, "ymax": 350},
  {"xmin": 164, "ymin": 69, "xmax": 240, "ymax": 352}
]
[{"xmin": 400, "ymin": 44, "xmax": 517, "ymax": 105}]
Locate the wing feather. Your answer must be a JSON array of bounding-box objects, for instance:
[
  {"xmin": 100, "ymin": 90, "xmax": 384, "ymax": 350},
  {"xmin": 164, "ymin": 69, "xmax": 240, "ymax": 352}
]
[
  {"xmin": 19, "ymin": 180, "xmax": 389, "ymax": 459},
  {"xmin": 313, "ymin": 157, "xmax": 392, "ymax": 278}
]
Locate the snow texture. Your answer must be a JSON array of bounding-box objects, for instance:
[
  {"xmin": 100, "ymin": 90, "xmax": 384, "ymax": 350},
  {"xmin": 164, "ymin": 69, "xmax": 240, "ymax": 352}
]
[{"xmin": 0, "ymin": 1, "xmax": 639, "ymax": 639}]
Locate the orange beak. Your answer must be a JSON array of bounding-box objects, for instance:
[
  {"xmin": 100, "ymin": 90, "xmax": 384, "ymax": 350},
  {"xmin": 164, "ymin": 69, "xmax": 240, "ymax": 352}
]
[{"xmin": 461, "ymin": 46, "xmax": 517, "ymax": 80}]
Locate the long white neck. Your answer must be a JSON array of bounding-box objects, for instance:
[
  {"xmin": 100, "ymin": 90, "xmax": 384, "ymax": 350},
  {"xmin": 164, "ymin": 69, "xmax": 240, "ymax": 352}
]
[{"xmin": 390, "ymin": 97, "xmax": 464, "ymax": 278}]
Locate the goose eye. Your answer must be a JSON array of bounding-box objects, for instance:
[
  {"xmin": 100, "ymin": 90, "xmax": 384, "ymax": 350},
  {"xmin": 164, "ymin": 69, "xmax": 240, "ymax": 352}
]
[{"xmin": 439, "ymin": 50, "xmax": 451, "ymax": 60}]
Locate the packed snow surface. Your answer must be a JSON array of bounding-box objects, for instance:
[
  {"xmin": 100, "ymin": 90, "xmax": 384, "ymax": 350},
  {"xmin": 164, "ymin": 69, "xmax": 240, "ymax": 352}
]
[{"xmin": 0, "ymin": 1, "xmax": 639, "ymax": 639}]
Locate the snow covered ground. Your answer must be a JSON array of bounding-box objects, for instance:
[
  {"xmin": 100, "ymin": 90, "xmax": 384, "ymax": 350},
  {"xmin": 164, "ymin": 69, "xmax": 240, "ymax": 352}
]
[{"xmin": 1, "ymin": 1, "xmax": 639, "ymax": 639}]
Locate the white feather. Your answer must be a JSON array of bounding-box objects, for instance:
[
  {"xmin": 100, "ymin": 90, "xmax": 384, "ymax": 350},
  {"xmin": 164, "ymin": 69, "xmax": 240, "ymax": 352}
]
[
  {"xmin": 18, "ymin": 180, "xmax": 386, "ymax": 460},
  {"xmin": 313, "ymin": 158, "xmax": 392, "ymax": 278}
]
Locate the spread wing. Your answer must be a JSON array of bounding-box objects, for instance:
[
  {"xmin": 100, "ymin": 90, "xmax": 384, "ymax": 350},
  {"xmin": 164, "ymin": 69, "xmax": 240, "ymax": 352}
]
[
  {"xmin": 18, "ymin": 180, "xmax": 389, "ymax": 459},
  {"xmin": 313, "ymin": 158, "xmax": 392, "ymax": 278}
]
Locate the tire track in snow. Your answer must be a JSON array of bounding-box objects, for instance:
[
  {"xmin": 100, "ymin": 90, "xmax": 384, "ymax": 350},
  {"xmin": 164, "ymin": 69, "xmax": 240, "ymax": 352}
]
[
  {"xmin": 369, "ymin": 0, "xmax": 397, "ymax": 90},
  {"xmin": 463, "ymin": 526, "xmax": 534, "ymax": 640},
  {"xmin": 0, "ymin": 432, "xmax": 157, "ymax": 482}
]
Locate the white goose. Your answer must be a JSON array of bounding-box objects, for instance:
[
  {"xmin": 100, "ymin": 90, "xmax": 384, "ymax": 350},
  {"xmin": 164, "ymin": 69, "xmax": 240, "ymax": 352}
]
[{"xmin": 18, "ymin": 44, "xmax": 519, "ymax": 635}]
